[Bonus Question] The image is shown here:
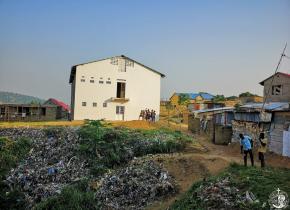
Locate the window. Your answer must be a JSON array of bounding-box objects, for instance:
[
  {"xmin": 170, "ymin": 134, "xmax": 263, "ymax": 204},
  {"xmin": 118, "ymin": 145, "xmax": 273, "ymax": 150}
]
[
  {"xmin": 116, "ymin": 106, "xmax": 125, "ymax": 114},
  {"xmin": 82, "ymin": 102, "xmax": 87, "ymax": 106},
  {"xmin": 81, "ymin": 79, "xmax": 85, "ymax": 82},
  {"xmin": 93, "ymin": 102, "xmax": 97, "ymax": 107},
  {"xmin": 116, "ymin": 82, "xmax": 126, "ymax": 98},
  {"xmin": 99, "ymin": 81, "xmax": 104, "ymax": 84},
  {"xmin": 106, "ymin": 81, "xmax": 111, "ymax": 84},
  {"xmin": 103, "ymin": 103, "xmax": 107, "ymax": 108},
  {"xmin": 90, "ymin": 80, "xmax": 94, "ymax": 83},
  {"xmin": 272, "ymin": 85, "xmax": 282, "ymax": 95}
]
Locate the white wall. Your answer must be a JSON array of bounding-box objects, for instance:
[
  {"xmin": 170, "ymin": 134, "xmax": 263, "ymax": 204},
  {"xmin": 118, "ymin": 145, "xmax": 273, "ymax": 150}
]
[{"xmin": 72, "ymin": 58, "xmax": 162, "ymax": 121}]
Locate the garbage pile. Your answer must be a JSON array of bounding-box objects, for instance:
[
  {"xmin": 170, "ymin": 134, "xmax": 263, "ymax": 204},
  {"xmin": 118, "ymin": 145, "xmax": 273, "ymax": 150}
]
[
  {"xmin": 0, "ymin": 127, "xmax": 46, "ymax": 140},
  {"xmin": 1, "ymin": 127, "xmax": 90, "ymax": 207},
  {"xmin": 196, "ymin": 177, "xmax": 258, "ymax": 210},
  {"xmin": 96, "ymin": 159, "xmax": 176, "ymax": 210}
]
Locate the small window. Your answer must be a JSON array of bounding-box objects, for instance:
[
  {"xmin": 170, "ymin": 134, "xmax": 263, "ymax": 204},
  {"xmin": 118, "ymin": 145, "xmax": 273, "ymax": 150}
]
[
  {"xmin": 82, "ymin": 102, "xmax": 87, "ymax": 106},
  {"xmin": 81, "ymin": 79, "xmax": 85, "ymax": 82},
  {"xmin": 108, "ymin": 78, "xmax": 111, "ymax": 80},
  {"xmin": 91, "ymin": 77, "xmax": 94, "ymax": 79},
  {"xmin": 103, "ymin": 103, "xmax": 107, "ymax": 108},
  {"xmin": 82, "ymin": 76, "xmax": 85, "ymax": 78},
  {"xmin": 90, "ymin": 80, "xmax": 94, "ymax": 83},
  {"xmin": 106, "ymin": 81, "xmax": 111, "ymax": 84},
  {"xmin": 272, "ymin": 85, "xmax": 282, "ymax": 95},
  {"xmin": 99, "ymin": 81, "xmax": 104, "ymax": 84},
  {"xmin": 93, "ymin": 102, "xmax": 97, "ymax": 107}
]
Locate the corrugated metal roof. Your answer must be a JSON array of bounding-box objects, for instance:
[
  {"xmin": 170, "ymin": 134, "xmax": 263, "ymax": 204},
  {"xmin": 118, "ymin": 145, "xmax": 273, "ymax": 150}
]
[
  {"xmin": 176, "ymin": 92, "xmax": 215, "ymax": 100},
  {"xmin": 194, "ymin": 107, "xmax": 234, "ymax": 114},
  {"xmin": 240, "ymin": 102, "xmax": 289, "ymax": 111}
]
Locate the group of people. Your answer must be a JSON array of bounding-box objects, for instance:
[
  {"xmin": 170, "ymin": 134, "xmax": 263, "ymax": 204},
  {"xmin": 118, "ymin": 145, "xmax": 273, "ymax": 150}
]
[
  {"xmin": 139, "ymin": 109, "xmax": 157, "ymax": 122},
  {"xmin": 239, "ymin": 132, "xmax": 268, "ymax": 168}
]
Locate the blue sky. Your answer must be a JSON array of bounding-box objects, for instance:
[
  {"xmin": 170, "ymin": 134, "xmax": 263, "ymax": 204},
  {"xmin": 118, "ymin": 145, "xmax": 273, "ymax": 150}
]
[{"xmin": 0, "ymin": 0, "xmax": 290, "ymax": 103}]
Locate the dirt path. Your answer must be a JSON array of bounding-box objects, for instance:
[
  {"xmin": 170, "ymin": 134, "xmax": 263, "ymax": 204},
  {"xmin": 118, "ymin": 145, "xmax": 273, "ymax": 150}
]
[{"xmin": 147, "ymin": 132, "xmax": 290, "ymax": 210}]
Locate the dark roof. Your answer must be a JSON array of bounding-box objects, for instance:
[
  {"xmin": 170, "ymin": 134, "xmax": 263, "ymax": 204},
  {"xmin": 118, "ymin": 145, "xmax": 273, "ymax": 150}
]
[
  {"xmin": 69, "ymin": 55, "xmax": 165, "ymax": 83},
  {"xmin": 259, "ymin": 72, "xmax": 290, "ymax": 86}
]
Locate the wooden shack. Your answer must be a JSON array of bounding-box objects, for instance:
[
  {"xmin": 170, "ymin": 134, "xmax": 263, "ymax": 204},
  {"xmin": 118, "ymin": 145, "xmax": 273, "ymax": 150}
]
[{"xmin": 0, "ymin": 103, "xmax": 61, "ymax": 122}]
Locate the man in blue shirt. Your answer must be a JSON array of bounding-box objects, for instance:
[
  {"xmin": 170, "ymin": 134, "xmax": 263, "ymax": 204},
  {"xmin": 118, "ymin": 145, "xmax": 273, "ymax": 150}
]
[{"xmin": 239, "ymin": 133, "xmax": 254, "ymax": 166}]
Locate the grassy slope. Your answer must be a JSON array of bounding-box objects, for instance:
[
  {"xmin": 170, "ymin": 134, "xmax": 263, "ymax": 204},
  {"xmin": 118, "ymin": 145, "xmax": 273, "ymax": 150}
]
[{"xmin": 170, "ymin": 163, "xmax": 290, "ymax": 210}]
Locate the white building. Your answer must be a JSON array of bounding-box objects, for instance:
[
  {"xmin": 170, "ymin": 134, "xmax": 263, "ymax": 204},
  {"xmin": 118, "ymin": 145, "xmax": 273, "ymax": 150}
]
[{"xmin": 69, "ymin": 55, "xmax": 165, "ymax": 121}]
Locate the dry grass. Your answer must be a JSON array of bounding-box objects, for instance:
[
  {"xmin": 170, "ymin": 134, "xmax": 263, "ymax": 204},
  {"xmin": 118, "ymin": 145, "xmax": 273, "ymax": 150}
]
[{"xmin": 0, "ymin": 120, "xmax": 84, "ymax": 128}]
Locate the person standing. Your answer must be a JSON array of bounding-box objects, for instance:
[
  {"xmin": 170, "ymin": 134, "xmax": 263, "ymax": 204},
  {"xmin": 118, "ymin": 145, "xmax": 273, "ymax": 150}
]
[
  {"xmin": 258, "ymin": 132, "xmax": 267, "ymax": 168},
  {"xmin": 239, "ymin": 133, "xmax": 254, "ymax": 166}
]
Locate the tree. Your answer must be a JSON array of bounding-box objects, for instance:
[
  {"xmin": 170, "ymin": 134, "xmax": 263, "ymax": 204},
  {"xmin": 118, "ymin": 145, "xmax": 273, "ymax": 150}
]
[
  {"xmin": 212, "ymin": 94, "xmax": 225, "ymax": 102},
  {"xmin": 178, "ymin": 94, "xmax": 190, "ymax": 105},
  {"xmin": 239, "ymin": 92, "xmax": 257, "ymax": 97}
]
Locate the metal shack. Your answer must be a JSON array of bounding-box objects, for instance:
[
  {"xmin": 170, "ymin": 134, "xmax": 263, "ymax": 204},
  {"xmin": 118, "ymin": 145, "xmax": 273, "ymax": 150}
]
[
  {"xmin": 232, "ymin": 102, "xmax": 290, "ymax": 156},
  {"xmin": 188, "ymin": 107, "xmax": 234, "ymax": 144}
]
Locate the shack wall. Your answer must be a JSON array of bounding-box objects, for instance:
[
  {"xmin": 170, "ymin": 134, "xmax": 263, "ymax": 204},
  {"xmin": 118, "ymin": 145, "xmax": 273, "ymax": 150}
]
[{"xmin": 269, "ymin": 111, "xmax": 290, "ymax": 154}]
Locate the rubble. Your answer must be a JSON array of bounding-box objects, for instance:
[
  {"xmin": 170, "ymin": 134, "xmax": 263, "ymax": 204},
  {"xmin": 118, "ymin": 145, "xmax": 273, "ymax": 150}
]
[
  {"xmin": 0, "ymin": 127, "xmax": 91, "ymax": 207},
  {"xmin": 196, "ymin": 177, "xmax": 258, "ymax": 210},
  {"xmin": 96, "ymin": 159, "xmax": 176, "ymax": 210}
]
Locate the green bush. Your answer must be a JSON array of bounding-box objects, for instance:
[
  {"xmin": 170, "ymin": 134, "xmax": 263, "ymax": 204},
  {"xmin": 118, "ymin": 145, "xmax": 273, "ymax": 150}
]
[
  {"xmin": 77, "ymin": 121, "xmax": 192, "ymax": 176},
  {"xmin": 35, "ymin": 182, "xmax": 99, "ymax": 210}
]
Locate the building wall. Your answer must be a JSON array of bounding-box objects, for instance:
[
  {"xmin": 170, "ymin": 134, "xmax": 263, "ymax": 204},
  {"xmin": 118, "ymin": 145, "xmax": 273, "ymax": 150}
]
[
  {"xmin": 240, "ymin": 96, "xmax": 263, "ymax": 104},
  {"xmin": 263, "ymin": 74, "xmax": 290, "ymax": 102},
  {"xmin": 72, "ymin": 58, "xmax": 161, "ymax": 121},
  {"xmin": 170, "ymin": 94, "xmax": 179, "ymax": 106},
  {"xmin": 269, "ymin": 111, "xmax": 290, "ymax": 154}
]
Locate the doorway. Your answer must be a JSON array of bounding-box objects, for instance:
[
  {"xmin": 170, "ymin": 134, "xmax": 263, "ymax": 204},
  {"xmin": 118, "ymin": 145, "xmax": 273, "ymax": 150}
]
[{"xmin": 116, "ymin": 106, "xmax": 125, "ymax": 120}]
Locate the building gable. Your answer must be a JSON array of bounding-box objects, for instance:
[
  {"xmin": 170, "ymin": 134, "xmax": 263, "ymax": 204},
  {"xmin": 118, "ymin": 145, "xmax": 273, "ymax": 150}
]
[
  {"xmin": 69, "ymin": 55, "xmax": 165, "ymax": 83},
  {"xmin": 259, "ymin": 72, "xmax": 290, "ymax": 86}
]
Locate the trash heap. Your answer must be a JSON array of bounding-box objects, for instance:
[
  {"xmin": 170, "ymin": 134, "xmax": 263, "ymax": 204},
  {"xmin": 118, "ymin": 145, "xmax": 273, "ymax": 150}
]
[
  {"xmin": 196, "ymin": 177, "xmax": 258, "ymax": 210},
  {"xmin": 1, "ymin": 127, "xmax": 90, "ymax": 207},
  {"xmin": 96, "ymin": 159, "xmax": 176, "ymax": 210}
]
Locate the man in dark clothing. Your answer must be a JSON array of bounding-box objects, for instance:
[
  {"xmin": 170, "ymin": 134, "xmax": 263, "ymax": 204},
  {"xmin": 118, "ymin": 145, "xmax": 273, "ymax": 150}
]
[{"xmin": 239, "ymin": 133, "xmax": 254, "ymax": 167}]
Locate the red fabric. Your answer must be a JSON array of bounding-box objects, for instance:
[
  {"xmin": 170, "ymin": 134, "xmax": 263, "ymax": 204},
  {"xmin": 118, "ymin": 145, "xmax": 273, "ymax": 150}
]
[{"xmin": 49, "ymin": 98, "xmax": 70, "ymax": 111}]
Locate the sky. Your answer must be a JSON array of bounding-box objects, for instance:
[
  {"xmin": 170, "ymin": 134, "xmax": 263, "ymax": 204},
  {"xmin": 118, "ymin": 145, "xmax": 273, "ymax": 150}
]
[{"xmin": 0, "ymin": 0, "xmax": 290, "ymax": 103}]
